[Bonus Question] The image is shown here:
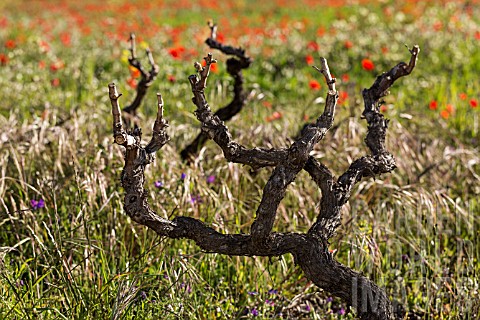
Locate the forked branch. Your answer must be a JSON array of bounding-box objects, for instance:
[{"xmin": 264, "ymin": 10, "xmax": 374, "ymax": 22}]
[
  {"xmin": 308, "ymin": 46, "xmax": 420, "ymax": 243},
  {"xmin": 122, "ymin": 33, "xmax": 160, "ymax": 128},
  {"xmin": 180, "ymin": 21, "xmax": 253, "ymax": 161},
  {"xmin": 185, "ymin": 53, "xmax": 289, "ymax": 170},
  {"xmin": 111, "ymin": 46, "xmax": 419, "ymax": 320}
]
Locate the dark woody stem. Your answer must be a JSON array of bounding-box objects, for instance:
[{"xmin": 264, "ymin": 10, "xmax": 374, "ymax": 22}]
[
  {"xmin": 122, "ymin": 33, "xmax": 160, "ymax": 128},
  {"xmin": 181, "ymin": 21, "xmax": 252, "ymax": 161},
  {"xmin": 111, "ymin": 45, "xmax": 420, "ymax": 320}
]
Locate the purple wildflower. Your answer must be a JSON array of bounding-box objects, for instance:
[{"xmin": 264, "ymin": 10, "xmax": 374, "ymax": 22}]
[
  {"xmin": 16, "ymin": 280, "xmax": 24, "ymax": 287},
  {"xmin": 206, "ymin": 175, "xmax": 215, "ymax": 184},
  {"xmin": 338, "ymin": 308, "xmax": 346, "ymax": 315},
  {"xmin": 180, "ymin": 173, "xmax": 186, "ymax": 180},
  {"xmin": 265, "ymin": 299, "xmax": 274, "ymax": 306},
  {"xmin": 31, "ymin": 199, "xmax": 45, "ymax": 210},
  {"xmin": 251, "ymin": 308, "xmax": 259, "ymax": 316},
  {"xmin": 268, "ymin": 288, "xmax": 278, "ymax": 295},
  {"xmin": 247, "ymin": 291, "xmax": 258, "ymax": 296},
  {"xmin": 190, "ymin": 195, "xmax": 202, "ymax": 204},
  {"xmin": 326, "ymin": 297, "xmax": 333, "ymax": 303},
  {"xmin": 154, "ymin": 181, "xmax": 163, "ymax": 188},
  {"xmin": 305, "ymin": 304, "xmax": 311, "ymax": 312},
  {"xmin": 139, "ymin": 291, "xmax": 147, "ymax": 300}
]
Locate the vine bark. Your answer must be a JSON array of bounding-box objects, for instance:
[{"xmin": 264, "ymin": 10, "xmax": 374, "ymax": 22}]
[
  {"xmin": 109, "ymin": 45, "xmax": 419, "ymax": 319},
  {"xmin": 180, "ymin": 21, "xmax": 252, "ymax": 161},
  {"xmin": 122, "ymin": 33, "xmax": 160, "ymax": 128}
]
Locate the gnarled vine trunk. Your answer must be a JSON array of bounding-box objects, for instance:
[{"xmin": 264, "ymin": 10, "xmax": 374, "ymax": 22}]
[{"xmin": 109, "ymin": 45, "xmax": 419, "ymax": 319}]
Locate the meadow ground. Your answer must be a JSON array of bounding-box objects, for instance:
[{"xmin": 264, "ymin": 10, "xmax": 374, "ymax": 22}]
[{"xmin": 0, "ymin": 0, "xmax": 479, "ymax": 319}]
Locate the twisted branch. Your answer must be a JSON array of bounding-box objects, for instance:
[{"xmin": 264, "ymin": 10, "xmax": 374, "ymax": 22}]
[
  {"xmin": 110, "ymin": 46, "xmax": 419, "ymax": 320},
  {"xmin": 307, "ymin": 45, "xmax": 420, "ymax": 244},
  {"xmin": 180, "ymin": 22, "xmax": 253, "ymax": 161},
  {"xmin": 122, "ymin": 33, "xmax": 160, "ymax": 128}
]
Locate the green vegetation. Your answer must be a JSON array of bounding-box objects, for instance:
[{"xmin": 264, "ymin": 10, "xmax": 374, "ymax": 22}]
[{"xmin": 0, "ymin": 0, "xmax": 478, "ymax": 318}]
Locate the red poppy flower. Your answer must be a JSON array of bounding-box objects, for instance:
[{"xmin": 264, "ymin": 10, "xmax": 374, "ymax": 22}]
[
  {"xmin": 470, "ymin": 99, "xmax": 478, "ymax": 108},
  {"xmin": 344, "ymin": 40, "xmax": 353, "ymax": 49},
  {"xmin": 168, "ymin": 74, "xmax": 176, "ymax": 83},
  {"xmin": 307, "ymin": 41, "xmax": 319, "ymax": 51},
  {"xmin": 51, "ymin": 78, "xmax": 60, "ymax": 87},
  {"xmin": 0, "ymin": 53, "xmax": 8, "ymax": 66},
  {"xmin": 429, "ymin": 100, "xmax": 438, "ymax": 110},
  {"xmin": 440, "ymin": 110, "xmax": 450, "ymax": 119},
  {"xmin": 202, "ymin": 59, "xmax": 218, "ymax": 73},
  {"xmin": 168, "ymin": 48, "xmax": 180, "ymax": 58},
  {"xmin": 129, "ymin": 66, "xmax": 141, "ymax": 78},
  {"xmin": 50, "ymin": 61, "xmax": 65, "ymax": 72},
  {"xmin": 446, "ymin": 104, "xmax": 454, "ymax": 113},
  {"xmin": 361, "ymin": 58, "xmax": 375, "ymax": 71},
  {"xmin": 210, "ymin": 62, "xmax": 218, "ymax": 73},
  {"xmin": 60, "ymin": 32, "xmax": 71, "ymax": 46},
  {"xmin": 126, "ymin": 77, "xmax": 137, "ymax": 89},
  {"xmin": 266, "ymin": 111, "xmax": 282, "ymax": 122},
  {"xmin": 216, "ymin": 32, "xmax": 225, "ymax": 43},
  {"xmin": 459, "ymin": 93, "xmax": 467, "ymax": 100},
  {"xmin": 341, "ymin": 74, "xmax": 349, "ymax": 82},
  {"xmin": 0, "ymin": 17, "xmax": 7, "ymax": 28},
  {"xmin": 272, "ymin": 111, "xmax": 282, "ymax": 120},
  {"xmin": 305, "ymin": 54, "xmax": 314, "ymax": 65},
  {"xmin": 168, "ymin": 46, "xmax": 185, "ymax": 59},
  {"xmin": 5, "ymin": 39, "xmax": 16, "ymax": 49},
  {"xmin": 338, "ymin": 91, "xmax": 349, "ymax": 105},
  {"xmin": 309, "ymin": 79, "xmax": 321, "ymax": 90}
]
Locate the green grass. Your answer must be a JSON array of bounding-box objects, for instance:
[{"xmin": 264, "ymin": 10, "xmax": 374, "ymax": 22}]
[{"xmin": 0, "ymin": 0, "xmax": 479, "ymax": 319}]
